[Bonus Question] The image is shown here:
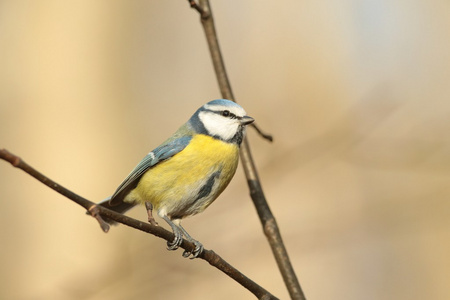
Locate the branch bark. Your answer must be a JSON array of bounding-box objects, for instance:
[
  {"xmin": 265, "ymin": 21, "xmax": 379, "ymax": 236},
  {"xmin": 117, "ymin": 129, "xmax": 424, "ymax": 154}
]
[
  {"xmin": 188, "ymin": 1, "xmax": 306, "ymax": 299},
  {"xmin": 0, "ymin": 148, "xmax": 278, "ymax": 300}
]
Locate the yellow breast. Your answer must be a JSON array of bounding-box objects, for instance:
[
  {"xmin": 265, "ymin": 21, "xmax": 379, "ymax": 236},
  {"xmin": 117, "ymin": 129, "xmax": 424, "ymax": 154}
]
[{"xmin": 125, "ymin": 134, "xmax": 239, "ymax": 217}]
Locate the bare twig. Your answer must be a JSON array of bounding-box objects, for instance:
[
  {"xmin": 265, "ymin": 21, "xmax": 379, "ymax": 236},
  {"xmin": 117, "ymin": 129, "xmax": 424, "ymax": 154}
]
[
  {"xmin": 250, "ymin": 123, "xmax": 274, "ymax": 142},
  {"xmin": 0, "ymin": 148, "xmax": 111, "ymax": 232},
  {"xmin": 187, "ymin": 0, "xmax": 208, "ymax": 18},
  {"xmin": 188, "ymin": 1, "xmax": 305, "ymax": 299},
  {"xmin": 0, "ymin": 148, "xmax": 278, "ymax": 300}
]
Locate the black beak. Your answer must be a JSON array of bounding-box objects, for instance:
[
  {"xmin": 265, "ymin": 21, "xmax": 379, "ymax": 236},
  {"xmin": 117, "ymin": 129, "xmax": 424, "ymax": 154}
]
[{"xmin": 239, "ymin": 116, "xmax": 255, "ymax": 126}]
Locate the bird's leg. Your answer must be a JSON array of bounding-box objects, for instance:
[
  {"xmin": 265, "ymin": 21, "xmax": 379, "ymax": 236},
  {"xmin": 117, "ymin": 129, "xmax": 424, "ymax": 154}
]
[
  {"xmin": 161, "ymin": 215, "xmax": 183, "ymax": 251},
  {"xmin": 178, "ymin": 224, "xmax": 204, "ymax": 259},
  {"xmin": 145, "ymin": 202, "xmax": 158, "ymax": 226}
]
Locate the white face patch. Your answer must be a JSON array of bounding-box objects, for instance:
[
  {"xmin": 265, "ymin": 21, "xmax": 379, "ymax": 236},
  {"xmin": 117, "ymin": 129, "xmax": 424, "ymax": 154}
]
[
  {"xmin": 198, "ymin": 110, "xmax": 240, "ymax": 140},
  {"xmin": 198, "ymin": 104, "xmax": 247, "ymax": 141}
]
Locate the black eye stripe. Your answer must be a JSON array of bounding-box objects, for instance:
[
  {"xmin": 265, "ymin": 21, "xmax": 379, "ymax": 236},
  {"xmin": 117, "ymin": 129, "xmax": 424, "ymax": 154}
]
[
  {"xmin": 204, "ymin": 108, "xmax": 239, "ymax": 119},
  {"xmin": 222, "ymin": 110, "xmax": 238, "ymax": 119}
]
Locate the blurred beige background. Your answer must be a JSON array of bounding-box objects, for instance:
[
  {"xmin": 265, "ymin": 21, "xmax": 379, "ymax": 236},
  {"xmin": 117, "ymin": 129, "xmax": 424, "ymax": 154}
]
[{"xmin": 1, "ymin": 1, "xmax": 449, "ymax": 299}]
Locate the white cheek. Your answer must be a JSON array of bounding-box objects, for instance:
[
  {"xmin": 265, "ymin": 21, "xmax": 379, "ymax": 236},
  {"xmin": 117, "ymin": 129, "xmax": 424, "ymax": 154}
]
[{"xmin": 199, "ymin": 112, "xmax": 238, "ymax": 140}]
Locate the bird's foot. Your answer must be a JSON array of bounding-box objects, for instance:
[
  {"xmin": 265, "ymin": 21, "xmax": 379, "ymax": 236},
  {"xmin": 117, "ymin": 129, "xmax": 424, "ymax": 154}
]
[
  {"xmin": 161, "ymin": 216, "xmax": 203, "ymax": 258},
  {"xmin": 182, "ymin": 240, "xmax": 204, "ymax": 259},
  {"xmin": 166, "ymin": 227, "xmax": 183, "ymax": 251}
]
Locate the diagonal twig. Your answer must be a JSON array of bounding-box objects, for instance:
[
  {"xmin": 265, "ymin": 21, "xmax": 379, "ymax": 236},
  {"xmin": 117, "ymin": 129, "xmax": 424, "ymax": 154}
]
[
  {"xmin": 187, "ymin": 1, "xmax": 306, "ymax": 299},
  {"xmin": 0, "ymin": 148, "xmax": 278, "ymax": 300}
]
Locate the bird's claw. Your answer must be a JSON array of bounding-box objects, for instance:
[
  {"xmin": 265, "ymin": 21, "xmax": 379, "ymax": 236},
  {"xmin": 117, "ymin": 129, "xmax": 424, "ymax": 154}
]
[
  {"xmin": 162, "ymin": 216, "xmax": 203, "ymax": 258},
  {"xmin": 182, "ymin": 241, "xmax": 204, "ymax": 259},
  {"xmin": 166, "ymin": 232, "xmax": 183, "ymax": 251}
]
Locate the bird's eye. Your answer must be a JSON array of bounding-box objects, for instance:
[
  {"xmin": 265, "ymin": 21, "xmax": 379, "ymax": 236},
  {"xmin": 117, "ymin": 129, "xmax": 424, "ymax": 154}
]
[{"xmin": 222, "ymin": 110, "xmax": 230, "ymax": 117}]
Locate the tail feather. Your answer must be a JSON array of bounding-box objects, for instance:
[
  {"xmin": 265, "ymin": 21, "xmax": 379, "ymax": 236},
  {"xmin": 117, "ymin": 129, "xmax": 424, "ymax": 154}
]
[{"xmin": 92, "ymin": 196, "xmax": 137, "ymax": 225}]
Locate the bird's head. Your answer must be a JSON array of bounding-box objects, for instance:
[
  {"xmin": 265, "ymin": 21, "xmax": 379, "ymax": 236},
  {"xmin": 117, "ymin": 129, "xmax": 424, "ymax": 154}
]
[{"xmin": 189, "ymin": 99, "xmax": 254, "ymax": 144}]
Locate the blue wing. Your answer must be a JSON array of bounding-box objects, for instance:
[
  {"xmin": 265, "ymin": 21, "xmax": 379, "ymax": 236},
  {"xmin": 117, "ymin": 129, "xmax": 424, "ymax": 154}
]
[{"xmin": 109, "ymin": 135, "xmax": 192, "ymax": 205}]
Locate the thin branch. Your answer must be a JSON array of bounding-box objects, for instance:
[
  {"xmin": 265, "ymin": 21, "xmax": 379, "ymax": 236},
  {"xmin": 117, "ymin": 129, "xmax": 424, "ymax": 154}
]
[
  {"xmin": 0, "ymin": 148, "xmax": 278, "ymax": 300},
  {"xmin": 250, "ymin": 123, "xmax": 274, "ymax": 142},
  {"xmin": 0, "ymin": 148, "xmax": 111, "ymax": 231},
  {"xmin": 187, "ymin": 0, "xmax": 208, "ymax": 18},
  {"xmin": 188, "ymin": 1, "xmax": 306, "ymax": 299}
]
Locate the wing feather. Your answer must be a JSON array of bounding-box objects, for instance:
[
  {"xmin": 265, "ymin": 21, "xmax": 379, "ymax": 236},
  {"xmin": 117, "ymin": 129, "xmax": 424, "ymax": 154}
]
[{"xmin": 109, "ymin": 135, "xmax": 192, "ymax": 205}]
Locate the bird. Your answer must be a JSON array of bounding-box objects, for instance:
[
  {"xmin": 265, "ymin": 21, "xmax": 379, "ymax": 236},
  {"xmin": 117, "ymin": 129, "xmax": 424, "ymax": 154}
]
[{"xmin": 97, "ymin": 99, "xmax": 254, "ymax": 258}]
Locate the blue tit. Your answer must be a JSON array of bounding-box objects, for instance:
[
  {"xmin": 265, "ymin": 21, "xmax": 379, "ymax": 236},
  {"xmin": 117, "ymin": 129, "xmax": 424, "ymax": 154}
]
[{"xmin": 98, "ymin": 99, "xmax": 254, "ymax": 258}]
